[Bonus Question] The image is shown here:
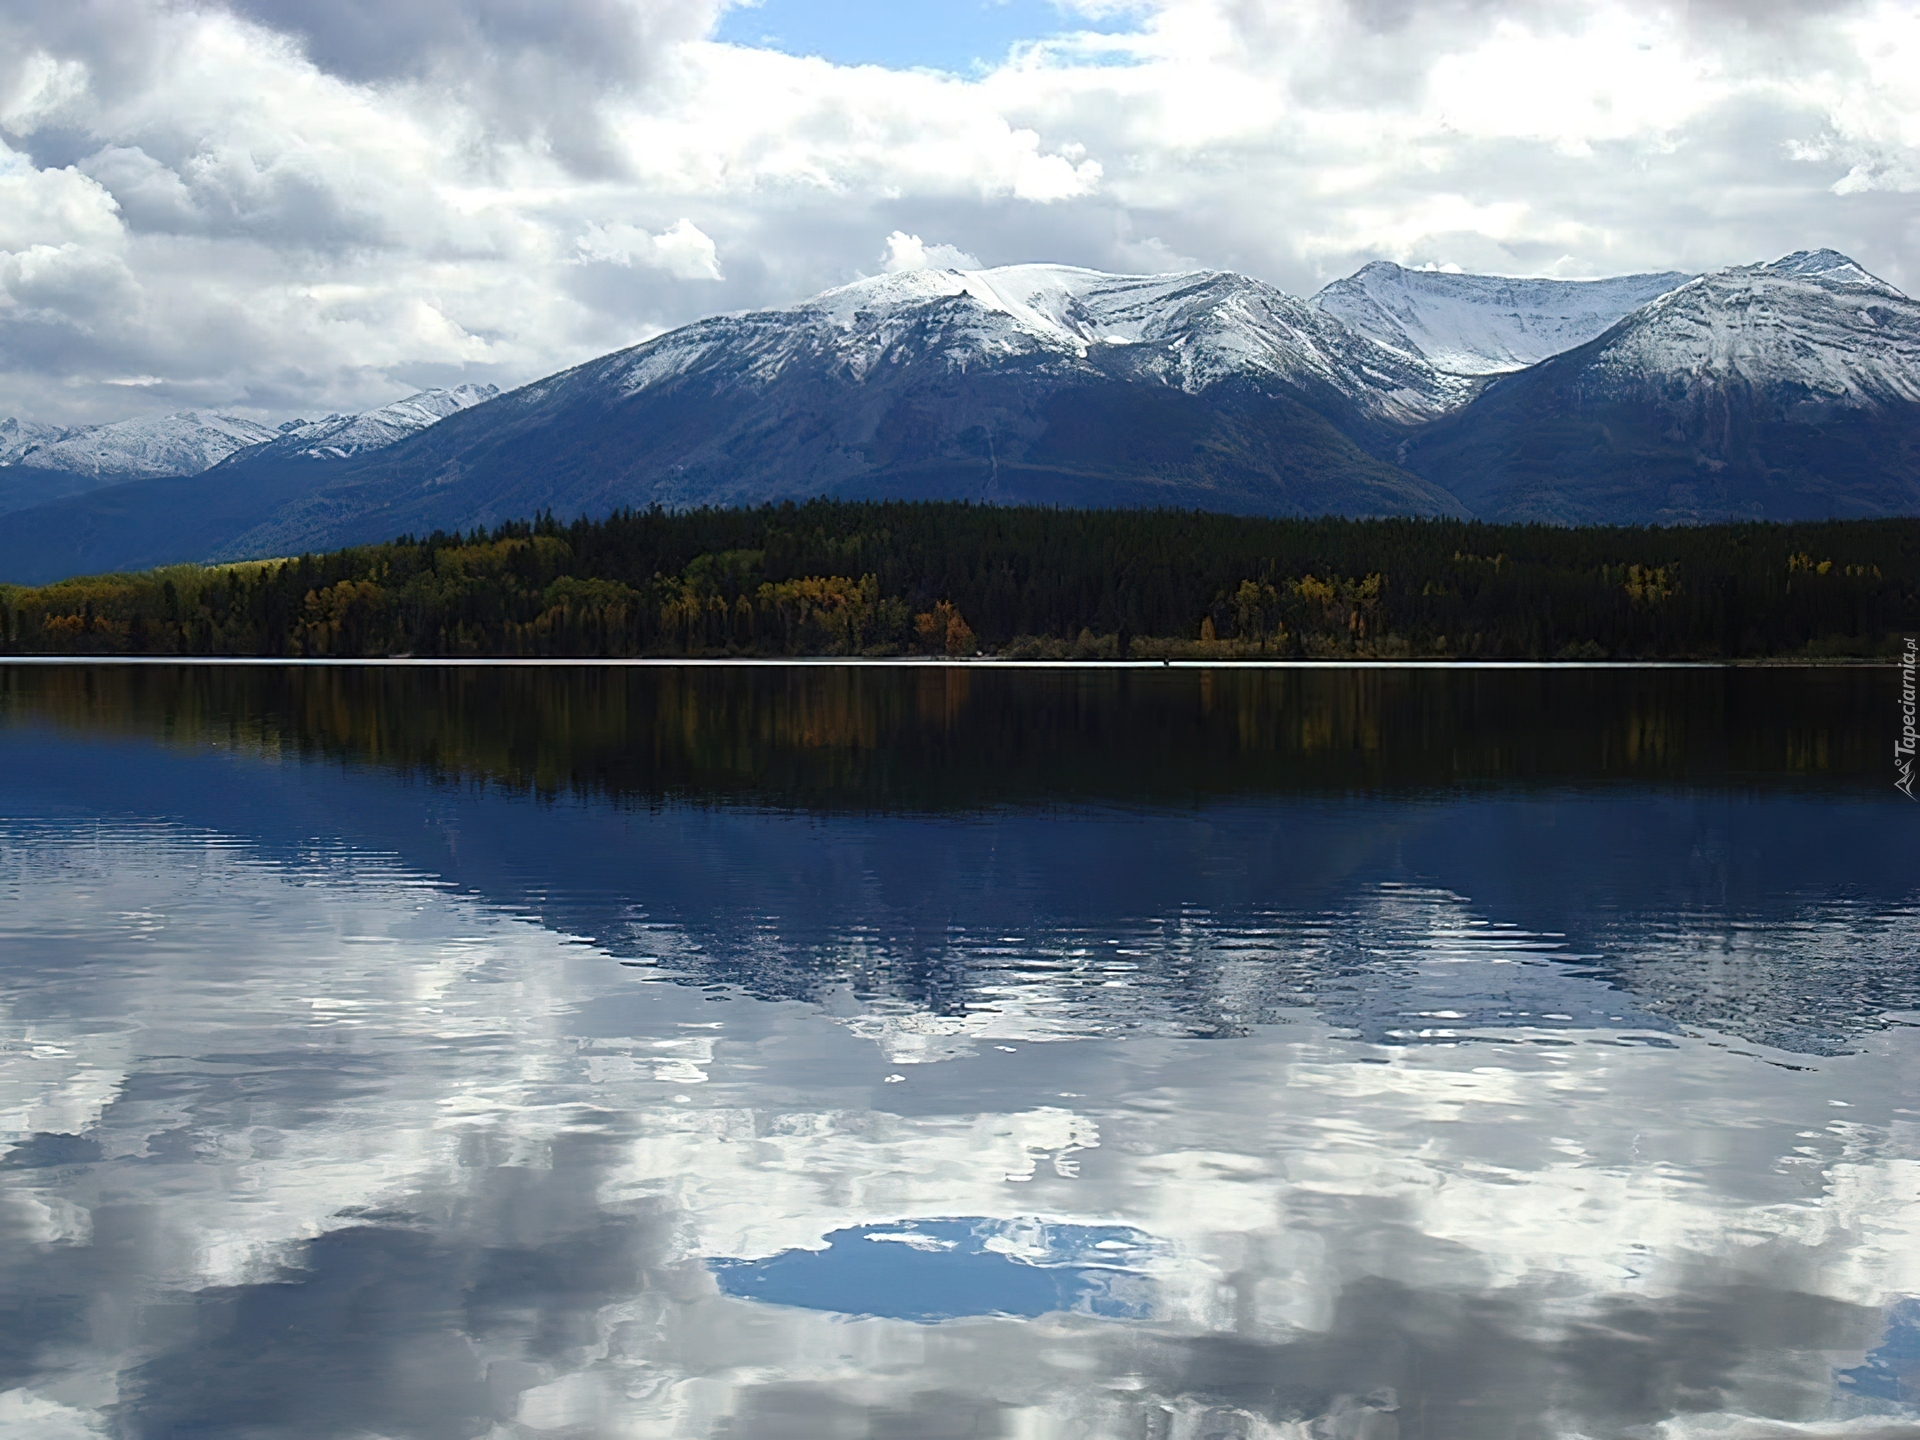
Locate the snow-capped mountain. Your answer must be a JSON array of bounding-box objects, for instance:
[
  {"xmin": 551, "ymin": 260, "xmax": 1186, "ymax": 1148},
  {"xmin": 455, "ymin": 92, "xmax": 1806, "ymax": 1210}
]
[
  {"xmin": 0, "ymin": 410, "xmax": 285, "ymax": 518},
  {"xmin": 0, "ymin": 386, "xmax": 502, "ymax": 484},
  {"xmin": 1579, "ymin": 249, "xmax": 1920, "ymax": 404},
  {"xmin": 1312, "ymin": 263, "xmax": 1692, "ymax": 376},
  {"xmin": 3, "ymin": 411, "xmax": 282, "ymax": 481},
  {"xmin": 3, "ymin": 250, "xmax": 1914, "ymax": 585},
  {"xmin": 601, "ymin": 265, "xmax": 1473, "ymax": 426},
  {"xmin": 1400, "ymin": 250, "xmax": 1920, "ymax": 523},
  {"xmin": 0, "ymin": 417, "xmax": 69, "ymax": 467},
  {"xmin": 179, "ymin": 264, "xmax": 1473, "ymax": 564},
  {"xmin": 0, "ymin": 386, "xmax": 513, "ymax": 581},
  {"xmin": 241, "ymin": 385, "xmax": 502, "ymax": 463}
]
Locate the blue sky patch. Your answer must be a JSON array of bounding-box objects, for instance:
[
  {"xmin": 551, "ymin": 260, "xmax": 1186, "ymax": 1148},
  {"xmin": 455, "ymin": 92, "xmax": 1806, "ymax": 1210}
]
[
  {"xmin": 713, "ymin": 0, "xmax": 1137, "ymax": 73},
  {"xmin": 710, "ymin": 1218, "xmax": 1158, "ymax": 1322}
]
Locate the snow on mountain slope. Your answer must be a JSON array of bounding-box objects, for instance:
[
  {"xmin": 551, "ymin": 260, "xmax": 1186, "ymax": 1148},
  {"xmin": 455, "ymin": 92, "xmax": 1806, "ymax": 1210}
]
[
  {"xmin": 244, "ymin": 385, "xmax": 502, "ymax": 462},
  {"xmin": 596, "ymin": 264, "xmax": 1474, "ymax": 425},
  {"xmin": 5, "ymin": 411, "xmax": 281, "ymax": 480},
  {"xmin": 1312, "ymin": 263, "xmax": 1692, "ymax": 376},
  {"xmin": 0, "ymin": 417, "xmax": 69, "ymax": 467},
  {"xmin": 1583, "ymin": 250, "xmax": 1920, "ymax": 404},
  {"xmin": 0, "ymin": 386, "xmax": 501, "ymax": 491}
]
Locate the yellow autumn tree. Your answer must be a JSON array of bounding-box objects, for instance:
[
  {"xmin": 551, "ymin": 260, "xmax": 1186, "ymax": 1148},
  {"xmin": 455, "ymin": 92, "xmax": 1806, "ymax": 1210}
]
[{"xmin": 914, "ymin": 601, "xmax": 975, "ymax": 655}]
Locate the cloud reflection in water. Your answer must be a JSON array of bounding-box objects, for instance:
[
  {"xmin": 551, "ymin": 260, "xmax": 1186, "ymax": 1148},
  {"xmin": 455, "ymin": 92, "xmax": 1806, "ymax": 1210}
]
[{"xmin": 0, "ymin": 668, "xmax": 1916, "ymax": 1439}]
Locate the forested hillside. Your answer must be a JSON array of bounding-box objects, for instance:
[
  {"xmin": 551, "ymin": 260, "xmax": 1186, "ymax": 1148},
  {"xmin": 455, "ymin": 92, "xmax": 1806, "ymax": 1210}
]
[{"xmin": 1, "ymin": 502, "xmax": 1913, "ymax": 661}]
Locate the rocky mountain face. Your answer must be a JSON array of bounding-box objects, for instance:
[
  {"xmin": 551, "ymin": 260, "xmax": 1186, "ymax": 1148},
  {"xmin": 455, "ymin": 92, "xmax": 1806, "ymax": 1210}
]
[
  {"xmin": 1311, "ymin": 263, "xmax": 1692, "ymax": 376},
  {"xmin": 1398, "ymin": 251, "xmax": 1920, "ymax": 523}
]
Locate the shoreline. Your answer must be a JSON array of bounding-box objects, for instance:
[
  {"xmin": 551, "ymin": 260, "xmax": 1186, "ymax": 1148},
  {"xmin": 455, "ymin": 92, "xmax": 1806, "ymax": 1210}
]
[{"xmin": 0, "ymin": 655, "xmax": 1894, "ymax": 670}]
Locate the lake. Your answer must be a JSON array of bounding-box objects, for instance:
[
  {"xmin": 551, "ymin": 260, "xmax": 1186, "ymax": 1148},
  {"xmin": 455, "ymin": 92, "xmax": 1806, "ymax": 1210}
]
[{"xmin": 1, "ymin": 662, "xmax": 1914, "ymax": 1440}]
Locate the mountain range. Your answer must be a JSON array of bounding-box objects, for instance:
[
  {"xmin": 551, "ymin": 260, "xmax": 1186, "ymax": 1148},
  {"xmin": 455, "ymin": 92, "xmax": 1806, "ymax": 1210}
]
[
  {"xmin": 0, "ymin": 410, "xmax": 283, "ymax": 516},
  {"xmin": 0, "ymin": 249, "xmax": 1914, "ymax": 585},
  {"xmin": 0, "ymin": 386, "xmax": 498, "ymax": 581}
]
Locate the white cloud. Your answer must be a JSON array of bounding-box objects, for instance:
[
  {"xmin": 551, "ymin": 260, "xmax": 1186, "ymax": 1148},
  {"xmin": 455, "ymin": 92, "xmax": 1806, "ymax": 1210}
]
[
  {"xmin": 0, "ymin": 50, "xmax": 89, "ymax": 132},
  {"xmin": 1422, "ymin": 14, "xmax": 1728, "ymax": 145},
  {"xmin": 0, "ymin": 242, "xmax": 139, "ymax": 321},
  {"xmin": 576, "ymin": 218, "xmax": 724, "ymax": 279},
  {"xmin": 880, "ymin": 230, "xmax": 983, "ymax": 272},
  {"xmin": 8, "ymin": 815, "xmax": 1920, "ymax": 1438},
  {"xmin": 0, "ymin": 145, "xmax": 124, "ymax": 252},
  {"xmin": 0, "ymin": 0, "xmax": 1915, "ymax": 425}
]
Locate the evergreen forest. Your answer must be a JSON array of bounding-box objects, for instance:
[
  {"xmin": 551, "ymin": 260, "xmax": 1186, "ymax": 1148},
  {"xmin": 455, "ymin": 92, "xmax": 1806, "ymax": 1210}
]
[{"xmin": 1, "ymin": 502, "xmax": 1913, "ymax": 661}]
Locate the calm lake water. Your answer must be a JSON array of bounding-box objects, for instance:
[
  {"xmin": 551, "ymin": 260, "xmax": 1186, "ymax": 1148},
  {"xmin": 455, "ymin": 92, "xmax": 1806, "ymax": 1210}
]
[{"xmin": 1, "ymin": 663, "xmax": 1915, "ymax": 1440}]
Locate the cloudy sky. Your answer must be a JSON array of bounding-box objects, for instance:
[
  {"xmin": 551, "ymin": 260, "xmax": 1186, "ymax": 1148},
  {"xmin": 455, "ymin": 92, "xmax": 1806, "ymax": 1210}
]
[{"xmin": 2, "ymin": 0, "xmax": 1917, "ymax": 426}]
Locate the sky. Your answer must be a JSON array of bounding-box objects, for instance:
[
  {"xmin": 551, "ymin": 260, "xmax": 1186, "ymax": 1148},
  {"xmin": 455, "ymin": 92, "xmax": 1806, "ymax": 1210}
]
[
  {"xmin": 1, "ymin": 0, "xmax": 1917, "ymax": 426},
  {"xmin": 712, "ymin": 0, "xmax": 1140, "ymax": 72}
]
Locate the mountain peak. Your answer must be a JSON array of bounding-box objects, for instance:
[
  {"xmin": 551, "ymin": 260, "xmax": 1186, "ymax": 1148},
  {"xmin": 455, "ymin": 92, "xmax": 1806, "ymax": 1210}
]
[
  {"xmin": 1765, "ymin": 249, "xmax": 1885, "ymax": 287},
  {"xmin": 1402, "ymin": 243, "xmax": 1920, "ymax": 523},
  {"xmin": 795, "ymin": 263, "xmax": 1230, "ymax": 357},
  {"xmin": 1585, "ymin": 254, "xmax": 1920, "ymax": 407}
]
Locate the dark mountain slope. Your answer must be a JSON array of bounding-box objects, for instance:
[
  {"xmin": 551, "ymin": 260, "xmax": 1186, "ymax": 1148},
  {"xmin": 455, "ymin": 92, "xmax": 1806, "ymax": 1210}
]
[
  {"xmin": 208, "ymin": 363, "xmax": 1462, "ymax": 565},
  {"xmin": 0, "ymin": 462, "xmax": 351, "ymax": 584}
]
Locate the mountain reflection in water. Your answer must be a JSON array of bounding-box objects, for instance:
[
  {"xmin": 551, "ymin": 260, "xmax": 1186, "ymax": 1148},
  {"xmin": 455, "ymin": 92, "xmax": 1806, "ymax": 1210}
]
[{"xmin": 0, "ymin": 662, "xmax": 1915, "ymax": 1440}]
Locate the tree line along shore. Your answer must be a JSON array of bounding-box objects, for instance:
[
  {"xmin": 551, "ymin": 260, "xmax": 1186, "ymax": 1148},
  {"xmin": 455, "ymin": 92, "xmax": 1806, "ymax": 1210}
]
[{"xmin": 0, "ymin": 502, "xmax": 1913, "ymax": 662}]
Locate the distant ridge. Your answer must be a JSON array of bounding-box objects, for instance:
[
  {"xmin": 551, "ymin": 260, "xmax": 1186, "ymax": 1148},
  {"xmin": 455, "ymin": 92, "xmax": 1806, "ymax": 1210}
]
[
  {"xmin": 0, "ymin": 410, "xmax": 282, "ymax": 518},
  {"xmin": 231, "ymin": 384, "xmax": 501, "ymax": 464},
  {"xmin": 0, "ymin": 386, "xmax": 502, "ymax": 583}
]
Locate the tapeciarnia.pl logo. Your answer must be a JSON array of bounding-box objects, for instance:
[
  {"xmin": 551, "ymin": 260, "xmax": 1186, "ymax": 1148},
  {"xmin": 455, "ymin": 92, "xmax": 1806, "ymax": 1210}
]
[{"xmin": 1899, "ymin": 637, "xmax": 1917, "ymax": 800}]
